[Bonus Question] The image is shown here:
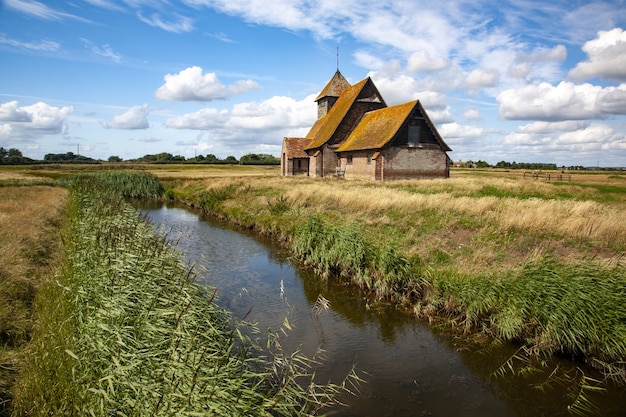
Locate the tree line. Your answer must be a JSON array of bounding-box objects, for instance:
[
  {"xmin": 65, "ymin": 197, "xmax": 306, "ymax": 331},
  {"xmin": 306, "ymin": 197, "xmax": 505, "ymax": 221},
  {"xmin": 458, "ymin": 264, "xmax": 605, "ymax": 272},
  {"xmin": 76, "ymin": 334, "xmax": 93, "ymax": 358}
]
[{"xmin": 0, "ymin": 148, "xmax": 280, "ymax": 166}]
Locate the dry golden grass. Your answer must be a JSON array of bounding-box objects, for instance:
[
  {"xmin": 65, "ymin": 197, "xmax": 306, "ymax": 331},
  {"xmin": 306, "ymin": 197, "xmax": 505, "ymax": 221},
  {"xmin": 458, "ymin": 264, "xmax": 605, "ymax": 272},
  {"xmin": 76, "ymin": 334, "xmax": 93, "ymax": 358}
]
[
  {"xmin": 0, "ymin": 186, "xmax": 67, "ymax": 414},
  {"xmin": 149, "ymin": 164, "xmax": 280, "ymax": 179},
  {"xmin": 219, "ymin": 176, "xmax": 625, "ymax": 248},
  {"xmin": 169, "ymin": 171, "xmax": 625, "ymax": 274}
]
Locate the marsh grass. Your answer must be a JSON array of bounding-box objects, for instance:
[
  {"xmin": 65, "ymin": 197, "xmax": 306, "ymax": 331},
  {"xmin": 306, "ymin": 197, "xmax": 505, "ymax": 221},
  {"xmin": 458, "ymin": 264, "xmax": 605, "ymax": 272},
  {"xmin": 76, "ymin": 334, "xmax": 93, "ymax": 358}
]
[
  {"xmin": 13, "ymin": 172, "xmax": 354, "ymax": 416},
  {"xmin": 0, "ymin": 186, "xmax": 67, "ymax": 416}
]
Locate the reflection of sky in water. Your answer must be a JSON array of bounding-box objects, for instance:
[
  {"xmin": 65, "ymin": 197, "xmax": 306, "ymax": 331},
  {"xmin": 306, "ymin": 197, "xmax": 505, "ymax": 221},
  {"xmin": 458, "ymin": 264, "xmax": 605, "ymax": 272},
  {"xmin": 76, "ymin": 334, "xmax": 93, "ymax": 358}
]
[{"xmin": 141, "ymin": 204, "xmax": 625, "ymax": 417}]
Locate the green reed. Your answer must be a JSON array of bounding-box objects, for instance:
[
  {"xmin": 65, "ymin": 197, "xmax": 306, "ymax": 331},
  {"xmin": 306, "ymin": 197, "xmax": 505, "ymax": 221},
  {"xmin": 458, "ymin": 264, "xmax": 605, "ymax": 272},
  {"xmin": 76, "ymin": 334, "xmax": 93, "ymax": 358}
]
[
  {"xmin": 13, "ymin": 173, "xmax": 354, "ymax": 416},
  {"xmin": 292, "ymin": 214, "xmax": 416, "ymax": 300}
]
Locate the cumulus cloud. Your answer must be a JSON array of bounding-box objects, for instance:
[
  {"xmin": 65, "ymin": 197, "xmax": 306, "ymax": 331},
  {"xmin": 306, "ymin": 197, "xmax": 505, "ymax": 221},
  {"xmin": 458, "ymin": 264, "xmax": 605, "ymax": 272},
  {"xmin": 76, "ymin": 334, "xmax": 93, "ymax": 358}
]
[
  {"xmin": 497, "ymin": 81, "xmax": 626, "ymax": 121},
  {"xmin": 165, "ymin": 94, "xmax": 316, "ymax": 131},
  {"xmin": 569, "ymin": 28, "xmax": 626, "ymax": 81},
  {"xmin": 0, "ymin": 101, "xmax": 33, "ymax": 122},
  {"xmin": 100, "ymin": 104, "xmax": 150, "ymax": 129},
  {"xmin": 518, "ymin": 120, "xmax": 590, "ymax": 134},
  {"xmin": 438, "ymin": 122, "xmax": 487, "ymax": 138},
  {"xmin": 155, "ymin": 66, "xmax": 260, "ymax": 102},
  {"xmin": 463, "ymin": 108, "xmax": 482, "ymax": 121},
  {"xmin": 407, "ymin": 50, "xmax": 451, "ymax": 73},
  {"xmin": 465, "ymin": 67, "xmax": 500, "ymax": 89},
  {"xmin": 164, "ymin": 108, "xmax": 229, "ymax": 130},
  {"xmin": 0, "ymin": 100, "xmax": 73, "ymax": 139},
  {"xmin": 504, "ymin": 123, "xmax": 626, "ymax": 153}
]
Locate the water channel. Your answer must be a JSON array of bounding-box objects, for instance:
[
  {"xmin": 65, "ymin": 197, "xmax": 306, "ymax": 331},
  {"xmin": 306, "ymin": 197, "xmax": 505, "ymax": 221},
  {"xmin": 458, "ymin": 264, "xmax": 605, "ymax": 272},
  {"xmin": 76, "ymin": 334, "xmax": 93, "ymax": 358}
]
[{"xmin": 139, "ymin": 202, "xmax": 625, "ymax": 417}]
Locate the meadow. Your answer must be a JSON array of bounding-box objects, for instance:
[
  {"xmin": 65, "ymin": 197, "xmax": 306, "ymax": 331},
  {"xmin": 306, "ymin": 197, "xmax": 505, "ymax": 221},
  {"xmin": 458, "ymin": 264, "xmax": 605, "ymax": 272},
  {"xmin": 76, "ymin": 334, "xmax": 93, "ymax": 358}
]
[
  {"xmin": 160, "ymin": 166, "xmax": 626, "ymax": 396},
  {"xmin": 1, "ymin": 164, "xmax": 624, "ymax": 415}
]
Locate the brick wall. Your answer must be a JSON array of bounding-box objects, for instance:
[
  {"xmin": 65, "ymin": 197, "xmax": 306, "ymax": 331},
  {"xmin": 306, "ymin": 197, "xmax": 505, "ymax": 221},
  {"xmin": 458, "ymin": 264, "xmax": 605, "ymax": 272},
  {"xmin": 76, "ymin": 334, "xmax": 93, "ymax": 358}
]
[{"xmin": 382, "ymin": 146, "xmax": 449, "ymax": 179}]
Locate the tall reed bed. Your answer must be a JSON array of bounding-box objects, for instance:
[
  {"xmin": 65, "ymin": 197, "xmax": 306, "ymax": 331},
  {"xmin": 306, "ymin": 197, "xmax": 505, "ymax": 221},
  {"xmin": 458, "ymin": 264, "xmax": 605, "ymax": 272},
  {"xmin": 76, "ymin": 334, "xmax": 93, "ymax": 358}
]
[
  {"xmin": 14, "ymin": 172, "xmax": 352, "ymax": 416},
  {"xmin": 291, "ymin": 214, "xmax": 417, "ymax": 300}
]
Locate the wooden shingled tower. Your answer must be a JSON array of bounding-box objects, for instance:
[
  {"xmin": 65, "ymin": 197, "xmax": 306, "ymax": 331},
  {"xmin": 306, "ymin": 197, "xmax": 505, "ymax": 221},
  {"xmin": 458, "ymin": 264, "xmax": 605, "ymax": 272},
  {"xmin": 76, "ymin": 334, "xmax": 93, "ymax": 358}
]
[{"xmin": 315, "ymin": 70, "xmax": 351, "ymax": 119}]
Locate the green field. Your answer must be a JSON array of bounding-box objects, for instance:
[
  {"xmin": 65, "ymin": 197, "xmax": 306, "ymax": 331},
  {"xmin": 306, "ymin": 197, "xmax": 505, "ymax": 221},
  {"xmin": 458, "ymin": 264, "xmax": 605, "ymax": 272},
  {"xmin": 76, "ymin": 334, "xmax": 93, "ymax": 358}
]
[{"xmin": 1, "ymin": 164, "xmax": 624, "ymax": 415}]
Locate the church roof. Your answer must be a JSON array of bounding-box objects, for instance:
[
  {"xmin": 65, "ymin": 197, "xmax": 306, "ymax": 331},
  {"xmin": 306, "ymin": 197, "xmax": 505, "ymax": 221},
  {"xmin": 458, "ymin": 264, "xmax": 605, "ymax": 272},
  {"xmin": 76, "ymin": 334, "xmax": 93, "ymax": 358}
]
[
  {"xmin": 336, "ymin": 100, "xmax": 451, "ymax": 152},
  {"xmin": 315, "ymin": 70, "xmax": 351, "ymax": 101},
  {"xmin": 336, "ymin": 101, "xmax": 417, "ymax": 152},
  {"xmin": 305, "ymin": 78, "xmax": 374, "ymax": 151},
  {"xmin": 282, "ymin": 137, "xmax": 311, "ymax": 159}
]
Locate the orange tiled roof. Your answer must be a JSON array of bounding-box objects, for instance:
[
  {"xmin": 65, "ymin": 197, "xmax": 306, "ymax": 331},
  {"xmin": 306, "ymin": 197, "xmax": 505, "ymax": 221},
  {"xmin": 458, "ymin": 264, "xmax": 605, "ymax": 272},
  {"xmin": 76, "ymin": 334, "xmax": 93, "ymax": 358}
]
[
  {"xmin": 282, "ymin": 137, "xmax": 311, "ymax": 158},
  {"xmin": 336, "ymin": 101, "xmax": 417, "ymax": 152},
  {"xmin": 315, "ymin": 70, "xmax": 351, "ymax": 101},
  {"xmin": 305, "ymin": 78, "xmax": 370, "ymax": 150}
]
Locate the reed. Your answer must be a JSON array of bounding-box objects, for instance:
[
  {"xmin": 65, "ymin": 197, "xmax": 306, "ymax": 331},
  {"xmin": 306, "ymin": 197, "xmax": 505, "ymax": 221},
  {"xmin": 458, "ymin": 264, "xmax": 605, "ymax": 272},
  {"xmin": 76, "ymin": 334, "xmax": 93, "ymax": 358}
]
[{"xmin": 13, "ymin": 172, "xmax": 353, "ymax": 416}]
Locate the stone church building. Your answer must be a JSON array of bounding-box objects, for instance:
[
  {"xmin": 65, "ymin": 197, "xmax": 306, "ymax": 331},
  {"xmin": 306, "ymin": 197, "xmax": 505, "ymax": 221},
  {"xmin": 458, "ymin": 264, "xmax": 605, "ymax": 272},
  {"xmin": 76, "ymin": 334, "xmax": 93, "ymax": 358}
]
[{"xmin": 281, "ymin": 71, "xmax": 451, "ymax": 180}]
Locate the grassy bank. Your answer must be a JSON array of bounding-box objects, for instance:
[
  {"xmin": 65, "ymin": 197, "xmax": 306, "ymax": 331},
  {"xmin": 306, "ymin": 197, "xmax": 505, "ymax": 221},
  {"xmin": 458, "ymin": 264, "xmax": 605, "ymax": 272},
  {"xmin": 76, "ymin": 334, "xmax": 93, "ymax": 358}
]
[
  {"xmin": 0, "ymin": 185, "xmax": 67, "ymax": 416},
  {"xmin": 11, "ymin": 171, "xmax": 352, "ymax": 416},
  {"xmin": 164, "ymin": 173, "xmax": 626, "ymax": 389}
]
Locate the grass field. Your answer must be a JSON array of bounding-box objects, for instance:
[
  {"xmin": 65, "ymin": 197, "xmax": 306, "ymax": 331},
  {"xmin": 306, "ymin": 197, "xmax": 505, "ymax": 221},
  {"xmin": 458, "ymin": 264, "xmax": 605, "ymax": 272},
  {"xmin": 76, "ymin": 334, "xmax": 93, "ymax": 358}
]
[{"xmin": 1, "ymin": 164, "xmax": 624, "ymax": 413}]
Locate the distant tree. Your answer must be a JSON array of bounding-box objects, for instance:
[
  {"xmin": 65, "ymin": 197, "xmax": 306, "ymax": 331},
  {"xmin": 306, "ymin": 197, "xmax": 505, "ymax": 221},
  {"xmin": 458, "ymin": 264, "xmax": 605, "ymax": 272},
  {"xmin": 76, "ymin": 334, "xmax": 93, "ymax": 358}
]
[
  {"xmin": 224, "ymin": 155, "xmax": 238, "ymax": 163},
  {"xmin": 0, "ymin": 147, "xmax": 34, "ymax": 164},
  {"xmin": 44, "ymin": 152, "xmax": 97, "ymax": 163},
  {"xmin": 240, "ymin": 153, "xmax": 280, "ymax": 165},
  {"xmin": 108, "ymin": 155, "xmax": 123, "ymax": 162}
]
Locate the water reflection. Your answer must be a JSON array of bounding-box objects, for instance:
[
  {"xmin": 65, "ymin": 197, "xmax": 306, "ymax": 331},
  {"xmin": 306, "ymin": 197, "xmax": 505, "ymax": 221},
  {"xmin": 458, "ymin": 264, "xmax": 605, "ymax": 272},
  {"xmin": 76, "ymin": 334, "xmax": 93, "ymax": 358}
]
[{"xmin": 138, "ymin": 202, "xmax": 625, "ymax": 417}]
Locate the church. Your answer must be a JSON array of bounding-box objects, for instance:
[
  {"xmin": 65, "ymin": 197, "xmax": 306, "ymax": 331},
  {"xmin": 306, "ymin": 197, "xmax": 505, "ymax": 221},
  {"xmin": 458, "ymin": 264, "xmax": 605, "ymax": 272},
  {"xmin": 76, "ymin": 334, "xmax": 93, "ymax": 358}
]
[{"xmin": 281, "ymin": 70, "xmax": 451, "ymax": 180}]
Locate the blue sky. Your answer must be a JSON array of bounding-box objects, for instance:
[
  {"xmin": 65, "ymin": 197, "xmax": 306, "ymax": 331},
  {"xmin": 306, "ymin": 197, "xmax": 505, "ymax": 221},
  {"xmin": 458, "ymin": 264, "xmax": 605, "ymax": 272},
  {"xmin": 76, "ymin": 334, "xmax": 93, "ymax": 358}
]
[{"xmin": 1, "ymin": 0, "xmax": 626, "ymax": 166}]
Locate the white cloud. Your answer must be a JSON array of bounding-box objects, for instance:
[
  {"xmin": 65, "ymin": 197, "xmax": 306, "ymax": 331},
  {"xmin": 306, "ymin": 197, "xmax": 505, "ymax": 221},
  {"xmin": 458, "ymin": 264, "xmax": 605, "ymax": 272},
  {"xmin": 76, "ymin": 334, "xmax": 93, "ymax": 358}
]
[
  {"xmin": 526, "ymin": 44, "xmax": 567, "ymax": 62},
  {"xmin": 438, "ymin": 122, "xmax": 487, "ymax": 138},
  {"xmin": 465, "ymin": 67, "xmax": 500, "ymax": 89},
  {"xmin": 165, "ymin": 94, "xmax": 316, "ymax": 131},
  {"xmin": 155, "ymin": 66, "xmax": 260, "ymax": 102},
  {"xmin": 463, "ymin": 108, "xmax": 482, "ymax": 121},
  {"xmin": 81, "ymin": 39, "xmax": 122, "ymax": 63},
  {"xmin": 497, "ymin": 81, "xmax": 626, "ymax": 121},
  {"xmin": 0, "ymin": 101, "xmax": 33, "ymax": 122},
  {"xmin": 100, "ymin": 104, "xmax": 150, "ymax": 129},
  {"xmin": 164, "ymin": 108, "xmax": 230, "ymax": 130},
  {"xmin": 0, "ymin": 34, "xmax": 60, "ymax": 51},
  {"xmin": 407, "ymin": 50, "xmax": 451, "ymax": 73},
  {"xmin": 569, "ymin": 28, "xmax": 626, "ymax": 81},
  {"xmin": 137, "ymin": 12, "xmax": 194, "ymax": 33},
  {"xmin": 4, "ymin": 0, "xmax": 90, "ymax": 22},
  {"xmin": 518, "ymin": 120, "xmax": 589, "ymax": 134},
  {"xmin": 0, "ymin": 100, "xmax": 73, "ymax": 139},
  {"xmin": 354, "ymin": 50, "xmax": 386, "ymax": 70},
  {"xmin": 504, "ymin": 123, "xmax": 626, "ymax": 153}
]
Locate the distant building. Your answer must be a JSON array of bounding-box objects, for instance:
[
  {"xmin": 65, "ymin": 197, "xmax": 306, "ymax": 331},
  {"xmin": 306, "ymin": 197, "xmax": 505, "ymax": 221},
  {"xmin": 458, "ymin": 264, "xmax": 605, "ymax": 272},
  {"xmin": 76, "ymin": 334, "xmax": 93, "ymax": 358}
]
[{"xmin": 281, "ymin": 71, "xmax": 451, "ymax": 180}]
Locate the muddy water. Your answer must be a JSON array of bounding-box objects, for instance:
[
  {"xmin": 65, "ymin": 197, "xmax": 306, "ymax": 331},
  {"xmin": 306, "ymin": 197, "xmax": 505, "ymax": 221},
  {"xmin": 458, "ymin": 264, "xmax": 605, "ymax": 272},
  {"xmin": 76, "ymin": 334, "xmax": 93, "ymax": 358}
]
[{"xmin": 140, "ymin": 202, "xmax": 625, "ymax": 417}]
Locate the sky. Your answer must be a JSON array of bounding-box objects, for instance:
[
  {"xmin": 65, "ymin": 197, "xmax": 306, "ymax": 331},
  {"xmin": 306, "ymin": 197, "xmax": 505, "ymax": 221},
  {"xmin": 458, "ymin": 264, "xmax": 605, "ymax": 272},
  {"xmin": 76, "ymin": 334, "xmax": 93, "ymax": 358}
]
[{"xmin": 1, "ymin": 0, "xmax": 626, "ymax": 167}]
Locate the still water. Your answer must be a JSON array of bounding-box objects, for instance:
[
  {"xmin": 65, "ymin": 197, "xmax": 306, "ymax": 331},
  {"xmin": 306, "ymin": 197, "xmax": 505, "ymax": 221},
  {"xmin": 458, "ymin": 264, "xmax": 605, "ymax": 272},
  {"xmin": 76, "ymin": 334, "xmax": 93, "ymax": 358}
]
[{"xmin": 140, "ymin": 202, "xmax": 625, "ymax": 417}]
